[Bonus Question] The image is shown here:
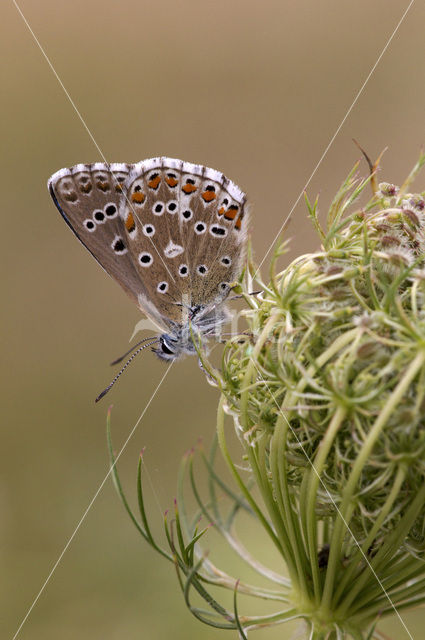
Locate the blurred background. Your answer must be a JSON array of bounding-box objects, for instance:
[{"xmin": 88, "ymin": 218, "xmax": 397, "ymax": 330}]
[{"xmin": 2, "ymin": 1, "xmax": 425, "ymax": 638}]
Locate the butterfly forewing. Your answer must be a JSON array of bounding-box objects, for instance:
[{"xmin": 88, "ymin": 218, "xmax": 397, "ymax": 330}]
[{"xmin": 48, "ymin": 163, "xmax": 152, "ymax": 306}]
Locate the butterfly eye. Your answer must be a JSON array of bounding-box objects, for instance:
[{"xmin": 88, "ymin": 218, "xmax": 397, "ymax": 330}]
[
  {"xmin": 160, "ymin": 338, "xmax": 176, "ymax": 356},
  {"xmin": 197, "ymin": 265, "xmax": 208, "ymax": 276},
  {"xmin": 178, "ymin": 264, "xmax": 189, "ymax": 277},
  {"xmin": 142, "ymin": 224, "xmax": 155, "ymax": 237},
  {"xmin": 157, "ymin": 281, "xmax": 169, "ymax": 293},
  {"xmin": 195, "ymin": 222, "xmax": 207, "ymax": 235},
  {"xmin": 166, "ymin": 200, "xmax": 178, "ymax": 213},
  {"xmin": 220, "ymin": 256, "xmax": 231, "ymax": 267},
  {"xmin": 152, "ymin": 202, "xmax": 164, "ymax": 216},
  {"xmin": 84, "ymin": 219, "xmax": 96, "ymax": 232},
  {"xmin": 139, "ymin": 252, "xmax": 153, "ymax": 267}
]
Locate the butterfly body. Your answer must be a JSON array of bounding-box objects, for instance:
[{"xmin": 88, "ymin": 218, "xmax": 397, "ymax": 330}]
[{"xmin": 48, "ymin": 157, "xmax": 248, "ymax": 364}]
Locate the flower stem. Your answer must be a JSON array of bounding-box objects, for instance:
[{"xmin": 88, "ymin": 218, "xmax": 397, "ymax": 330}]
[{"xmin": 321, "ymin": 350, "xmax": 425, "ymax": 611}]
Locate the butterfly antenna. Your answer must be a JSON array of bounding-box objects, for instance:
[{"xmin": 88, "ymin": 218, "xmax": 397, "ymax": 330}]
[
  {"xmin": 110, "ymin": 335, "xmax": 159, "ymax": 365},
  {"xmin": 95, "ymin": 339, "xmax": 159, "ymax": 403}
]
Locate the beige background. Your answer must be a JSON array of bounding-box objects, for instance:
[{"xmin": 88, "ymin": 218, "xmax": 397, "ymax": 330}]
[{"xmin": 2, "ymin": 1, "xmax": 425, "ymax": 638}]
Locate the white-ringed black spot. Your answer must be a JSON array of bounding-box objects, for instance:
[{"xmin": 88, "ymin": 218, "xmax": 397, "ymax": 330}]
[
  {"xmin": 93, "ymin": 210, "xmax": 105, "ymax": 223},
  {"xmin": 204, "ymin": 184, "xmax": 216, "ymax": 192},
  {"xmin": 152, "ymin": 201, "xmax": 164, "ymax": 215},
  {"xmin": 178, "ymin": 264, "xmax": 189, "ymax": 277},
  {"xmin": 195, "ymin": 222, "xmax": 207, "ymax": 235},
  {"xmin": 139, "ymin": 252, "xmax": 153, "ymax": 267},
  {"xmin": 222, "ymin": 198, "xmax": 229, "ymax": 206},
  {"xmin": 167, "ymin": 200, "xmax": 178, "ymax": 213},
  {"xmin": 219, "ymin": 282, "xmax": 230, "ymax": 293},
  {"xmin": 112, "ymin": 236, "xmax": 127, "ymax": 255},
  {"xmin": 105, "ymin": 203, "xmax": 117, "ymax": 217},
  {"xmin": 210, "ymin": 224, "xmax": 227, "ymax": 237},
  {"xmin": 197, "ymin": 264, "xmax": 208, "ymax": 276},
  {"xmin": 142, "ymin": 224, "xmax": 155, "ymax": 237},
  {"xmin": 220, "ymin": 256, "xmax": 231, "ymax": 267},
  {"xmin": 84, "ymin": 219, "xmax": 96, "ymax": 232},
  {"xmin": 157, "ymin": 281, "xmax": 169, "ymax": 293},
  {"xmin": 181, "ymin": 209, "xmax": 193, "ymax": 221},
  {"xmin": 134, "ymin": 185, "xmax": 142, "ymax": 192}
]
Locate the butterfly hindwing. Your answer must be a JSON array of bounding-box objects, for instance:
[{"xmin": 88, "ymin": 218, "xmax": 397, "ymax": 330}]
[
  {"xmin": 121, "ymin": 158, "xmax": 192, "ymax": 325},
  {"xmin": 179, "ymin": 166, "xmax": 248, "ymax": 306},
  {"xmin": 121, "ymin": 158, "xmax": 248, "ymax": 322}
]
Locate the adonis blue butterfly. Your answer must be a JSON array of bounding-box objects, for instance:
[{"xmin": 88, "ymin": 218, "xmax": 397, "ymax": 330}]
[{"xmin": 48, "ymin": 157, "xmax": 248, "ymax": 400}]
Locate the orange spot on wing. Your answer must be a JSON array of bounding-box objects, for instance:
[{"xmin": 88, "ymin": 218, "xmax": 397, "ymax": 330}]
[
  {"xmin": 182, "ymin": 183, "xmax": 197, "ymax": 194},
  {"xmin": 166, "ymin": 177, "xmax": 178, "ymax": 187},
  {"xmin": 148, "ymin": 175, "xmax": 161, "ymax": 189},
  {"xmin": 125, "ymin": 212, "xmax": 135, "ymax": 232},
  {"xmin": 218, "ymin": 206, "xmax": 225, "ymax": 216},
  {"xmin": 235, "ymin": 217, "xmax": 242, "ymax": 230},
  {"xmin": 223, "ymin": 204, "xmax": 239, "ymax": 221},
  {"xmin": 115, "ymin": 183, "xmax": 124, "ymax": 192},
  {"xmin": 131, "ymin": 192, "xmax": 146, "ymax": 203},
  {"xmin": 202, "ymin": 191, "xmax": 217, "ymax": 202}
]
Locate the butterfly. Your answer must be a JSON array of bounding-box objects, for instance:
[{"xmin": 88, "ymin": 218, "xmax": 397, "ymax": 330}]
[{"xmin": 48, "ymin": 157, "xmax": 249, "ymax": 400}]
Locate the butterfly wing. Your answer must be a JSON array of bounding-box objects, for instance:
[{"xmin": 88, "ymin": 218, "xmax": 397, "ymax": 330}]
[
  {"xmin": 175, "ymin": 162, "xmax": 248, "ymax": 305},
  {"xmin": 48, "ymin": 162, "xmax": 170, "ymax": 330},
  {"xmin": 120, "ymin": 158, "xmax": 248, "ymax": 325},
  {"xmin": 49, "ymin": 158, "xmax": 249, "ymax": 331}
]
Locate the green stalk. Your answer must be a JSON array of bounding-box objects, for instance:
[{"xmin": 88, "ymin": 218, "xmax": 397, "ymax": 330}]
[
  {"xmin": 270, "ymin": 419, "xmax": 310, "ymax": 596},
  {"xmin": 216, "ymin": 396, "xmax": 284, "ymax": 558},
  {"xmin": 321, "ymin": 350, "xmax": 425, "ymax": 609},
  {"xmin": 306, "ymin": 404, "xmax": 347, "ymax": 604},
  {"xmin": 334, "ymin": 464, "xmax": 407, "ymax": 606}
]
